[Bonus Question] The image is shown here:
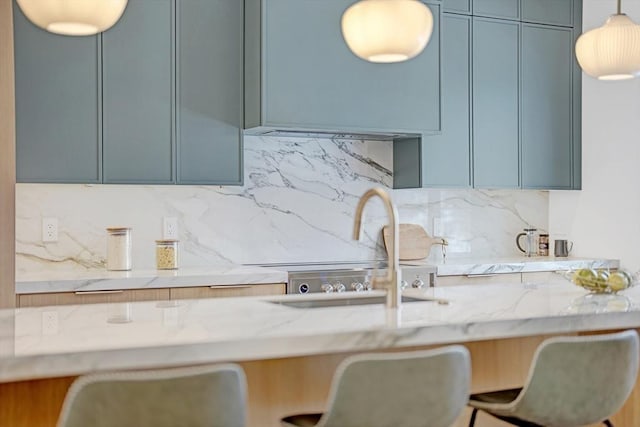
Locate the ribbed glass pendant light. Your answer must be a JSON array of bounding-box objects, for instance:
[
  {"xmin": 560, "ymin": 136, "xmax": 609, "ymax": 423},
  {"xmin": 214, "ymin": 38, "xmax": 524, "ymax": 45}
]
[
  {"xmin": 575, "ymin": 0, "xmax": 640, "ymax": 80},
  {"xmin": 16, "ymin": 0, "xmax": 128, "ymax": 36},
  {"xmin": 341, "ymin": 0, "xmax": 434, "ymax": 63}
]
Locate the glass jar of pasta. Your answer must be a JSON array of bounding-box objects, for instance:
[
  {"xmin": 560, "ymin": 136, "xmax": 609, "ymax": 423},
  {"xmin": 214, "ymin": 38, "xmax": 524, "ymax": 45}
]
[{"xmin": 156, "ymin": 239, "xmax": 179, "ymax": 270}]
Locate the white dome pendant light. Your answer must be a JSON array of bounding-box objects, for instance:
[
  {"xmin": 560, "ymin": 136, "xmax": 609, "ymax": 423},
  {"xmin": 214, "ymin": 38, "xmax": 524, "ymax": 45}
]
[
  {"xmin": 341, "ymin": 0, "xmax": 434, "ymax": 63},
  {"xmin": 575, "ymin": 0, "xmax": 640, "ymax": 80},
  {"xmin": 16, "ymin": 0, "xmax": 128, "ymax": 36}
]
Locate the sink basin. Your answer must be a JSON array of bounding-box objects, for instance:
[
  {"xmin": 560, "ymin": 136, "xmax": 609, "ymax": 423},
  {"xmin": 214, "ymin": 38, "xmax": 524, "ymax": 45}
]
[{"xmin": 268, "ymin": 295, "xmax": 429, "ymax": 309}]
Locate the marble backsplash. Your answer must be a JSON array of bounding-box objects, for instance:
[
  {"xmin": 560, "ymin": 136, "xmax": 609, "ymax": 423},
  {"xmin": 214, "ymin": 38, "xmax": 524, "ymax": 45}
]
[{"xmin": 16, "ymin": 135, "xmax": 548, "ymax": 275}]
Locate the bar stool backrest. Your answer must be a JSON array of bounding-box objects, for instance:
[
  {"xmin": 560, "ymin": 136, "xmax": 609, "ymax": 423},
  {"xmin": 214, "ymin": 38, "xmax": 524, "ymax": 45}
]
[
  {"xmin": 56, "ymin": 363, "xmax": 247, "ymax": 427},
  {"xmin": 508, "ymin": 330, "xmax": 639, "ymax": 426},
  {"xmin": 316, "ymin": 345, "xmax": 471, "ymax": 427}
]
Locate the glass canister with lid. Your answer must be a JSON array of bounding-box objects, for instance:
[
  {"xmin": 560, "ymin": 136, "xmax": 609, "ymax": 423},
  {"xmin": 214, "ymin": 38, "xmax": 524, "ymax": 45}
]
[
  {"xmin": 106, "ymin": 227, "xmax": 132, "ymax": 271},
  {"xmin": 156, "ymin": 239, "xmax": 179, "ymax": 270}
]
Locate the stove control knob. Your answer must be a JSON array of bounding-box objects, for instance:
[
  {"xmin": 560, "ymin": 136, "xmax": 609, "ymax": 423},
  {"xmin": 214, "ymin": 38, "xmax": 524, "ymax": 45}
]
[
  {"xmin": 412, "ymin": 279, "xmax": 425, "ymax": 289},
  {"xmin": 334, "ymin": 282, "xmax": 346, "ymax": 293},
  {"xmin": 364, "ymin": 281, "xmax": 373, "ymax": 291},
  {"xmin": 401, "ymin": 280, "xmax": 409, "ymax": 290},
  {"xmin": 298, "ymin": 283, "xmax": 309, "ymax": 294},
  {"xmin": 321, "ymin": 283, "xmax": 334, "ymax": 293},
  {"xmin": 351, "ymin": 282, "xmax": 364, "ymax": 292}
]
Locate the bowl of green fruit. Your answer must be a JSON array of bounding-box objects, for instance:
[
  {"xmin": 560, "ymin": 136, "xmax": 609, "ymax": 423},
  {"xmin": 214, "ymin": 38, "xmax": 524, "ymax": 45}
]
[{"xmin": 571, "ymin": 268, "xmax": 634, "ymax": 294}]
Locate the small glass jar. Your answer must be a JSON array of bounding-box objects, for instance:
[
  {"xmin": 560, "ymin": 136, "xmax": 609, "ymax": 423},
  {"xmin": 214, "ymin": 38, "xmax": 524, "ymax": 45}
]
[
  {"xmin": 106, "ymin": 227, "xmax": 132, "ymax": 271},
  {"xmin": 156, "ymin": 239, "xmax": 179, "ymax": 270}
]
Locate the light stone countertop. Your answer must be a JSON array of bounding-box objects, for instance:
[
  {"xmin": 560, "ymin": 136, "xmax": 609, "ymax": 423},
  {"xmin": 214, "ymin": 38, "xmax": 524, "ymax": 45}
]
[
  {"xmin": 404, "ymin": 257, "xmax": 620, "ymax": 276},
  {"xmin": 15, "ymin": 266, "xmax": 288, "ymax": 294},
  {"xmin": 15, "ymin": 258, "xmax": 618, "ymax": 294},
  {"xmin": 2, "ymin": 280, "xmax": 640, "ymax": 383}
]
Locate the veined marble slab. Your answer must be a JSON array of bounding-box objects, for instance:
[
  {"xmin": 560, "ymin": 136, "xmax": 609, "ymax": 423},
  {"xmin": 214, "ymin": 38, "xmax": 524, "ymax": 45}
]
[
  {"xmin": 2, "ymin": 280, "xmax": 640, "ymax": 383},
  {"xmin": 15, "ymin": 266, "xmax": 287, "ymax": 294},
  {"xmin": 419, "ymin": 257, "xmax": 620, "ymax": 276}
]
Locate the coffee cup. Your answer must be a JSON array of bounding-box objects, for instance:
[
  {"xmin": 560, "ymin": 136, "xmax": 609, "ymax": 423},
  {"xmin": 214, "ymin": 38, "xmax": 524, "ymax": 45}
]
[{"xmin": 554, "ymin": 239, "xmax": 573, "ymax": 257}]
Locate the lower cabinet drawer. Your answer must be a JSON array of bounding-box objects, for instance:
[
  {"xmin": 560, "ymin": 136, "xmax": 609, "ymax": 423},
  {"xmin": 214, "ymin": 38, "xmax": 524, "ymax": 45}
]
[
  {"xmin": 521, "ymin": 271, "xmax": 571, "ymax": 285},
  {"xmin": 435, "ymin": 273, "xmax": 522, "ymax": 287},
  {"xmin": 18, "ymin": 289, "xmax": 170, "ymax": 307},
  {"xmin": 170, "ymin": 283, "xmax": 286, "ymax": 300}
]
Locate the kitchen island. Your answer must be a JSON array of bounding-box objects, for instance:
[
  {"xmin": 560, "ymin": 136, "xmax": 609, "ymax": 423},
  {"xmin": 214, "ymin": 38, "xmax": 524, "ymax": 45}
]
[{"xmin": 2, "ymin": 280, "xmax": 640, "ymax": 426}]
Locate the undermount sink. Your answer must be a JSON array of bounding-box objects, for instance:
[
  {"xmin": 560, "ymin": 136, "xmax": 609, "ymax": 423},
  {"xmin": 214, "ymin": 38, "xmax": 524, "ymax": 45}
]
[{"xmin": 268, "ymin": 295, "xmax": 429, "ymax": 309}]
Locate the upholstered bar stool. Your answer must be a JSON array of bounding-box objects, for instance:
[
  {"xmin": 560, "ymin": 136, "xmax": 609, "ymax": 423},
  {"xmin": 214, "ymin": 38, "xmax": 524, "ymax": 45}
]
[
  {"xmin": 281, "ymin": 346, "xmax": 471, "ymax": 427},
  {"xmin": 468, "ymin": 330, "xmax": 639, "ymax": 427},
  {"xmin": 57, "ymin": 363, "xmax": 247, "ymax": 427}
]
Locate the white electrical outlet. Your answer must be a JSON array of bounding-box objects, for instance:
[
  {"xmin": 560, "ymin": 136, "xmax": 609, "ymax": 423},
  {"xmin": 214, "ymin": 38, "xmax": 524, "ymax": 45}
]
[
  {"xmin": 41, "ymin": 311, "xmax": 59, "ymax": 335},
  {"xmin": 432, "ymin": 216, "xmax": 442, "ymax": 236},
  {"xmin": 42, "ymin": 217, "xmax": 58, "ymax": 242},
  {"xmin": 163, "ymin": 217, "xmax": 178, "ymax": 239}
]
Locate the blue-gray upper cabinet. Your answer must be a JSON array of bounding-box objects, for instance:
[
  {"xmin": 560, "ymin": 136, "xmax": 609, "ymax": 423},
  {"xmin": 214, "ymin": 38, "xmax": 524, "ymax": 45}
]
[
  {"xmin": 443, "ymin": 0, "xmax": 471, "ymax": 14},
  {"xmin": 421, "ymin": 13, "xmax": 472, "ymax": 188},
  {"xmin": 472, "ymin": 18, "xmax": 520, "ymax": 188},
  {"xmin": 102, "ymin": 0, "xmax": 174, "ymax": 184},
  {"xmin": 13, "ymin": 4, "xmax": 101, "ymax": 183},
  {"xmin": 521, "ymin": 0, "xmax": 574, "ymax": 27},
  {"xmin": 521, "ymin": 24, "xmax": 574, "ymax": 189},
  {"xmin": 473, "ymin": 0, "xmax": 519, "ymax": 20},
  {"xmin": 245, "ymin": 0, "xmax": 441, "ymax": 135},
  {"xmin": 177, "ymin": 0, "xmax": 243, "ymax": 185}
]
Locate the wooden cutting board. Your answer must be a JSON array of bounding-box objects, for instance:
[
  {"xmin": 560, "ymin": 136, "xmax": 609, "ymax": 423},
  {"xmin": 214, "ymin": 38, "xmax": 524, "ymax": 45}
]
[{"xmin": 382, "ymin": 223, "xmax": 444, "ymax": 261}]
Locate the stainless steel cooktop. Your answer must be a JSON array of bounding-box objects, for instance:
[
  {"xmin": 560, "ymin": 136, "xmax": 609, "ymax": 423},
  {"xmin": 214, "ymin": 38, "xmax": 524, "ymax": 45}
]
[{"xmin": 246, "ymin": 261, "xmax": 437, "ymax": 294}]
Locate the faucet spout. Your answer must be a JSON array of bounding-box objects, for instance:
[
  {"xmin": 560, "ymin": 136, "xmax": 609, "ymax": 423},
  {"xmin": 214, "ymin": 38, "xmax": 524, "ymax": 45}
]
[{"xmin": 353, "ymin": 188, "xmax": 401, "ymax": 309}]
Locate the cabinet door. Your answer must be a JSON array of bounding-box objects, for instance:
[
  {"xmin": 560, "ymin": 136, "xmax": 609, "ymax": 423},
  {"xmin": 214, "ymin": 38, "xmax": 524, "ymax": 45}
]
[
  {"xmin": 521, "ymin": 24, "xmax": 573, "ymax": 189},
  {"xmin": 177, "ymin": 0, "xmax": 243, "ymax": 185},
  {"xmin": 472, "ymin": 18, "xmax": 520, "ymax": 188},
  {"xmin": 170, "ymin": 284, "xmax": 286, "ymax": 300},
  {"xmin": 260, "ymin": 0, "xmax": 440, "ymax": 134},
  {"xmin": 521, "ymin": 0, "xmax": 574, "ymax": 27},
  {"xmin": 473, "ymin": 0, "xmax": 519, "ymax": 20},
  {"xmin": 13, "ymin": 5, "xmax": 100, "ymax": 183},
  {"xmin": 102, "ymin": 0, "xmax": 174, "ymax": 184},
  {"xmin": 422, "ymin": 14, "xmax": 471, "ymax": 187}
]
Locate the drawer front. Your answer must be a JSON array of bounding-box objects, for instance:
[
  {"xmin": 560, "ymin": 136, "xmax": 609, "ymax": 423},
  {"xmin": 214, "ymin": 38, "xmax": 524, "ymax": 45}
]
[
  {"xmin": 435, "ymin": 273, "xmax": 522, "ymax": 287},
  {"xmin": 443, "ymin": 0, "xmax": 471, "ymax": 14},
  {"xmin": 18, "ymin": 289, "xmax": 170, "ymax": 307},
  {"xmin": 170, "ymin": 284, "xmax": 286, "ymax": 300},
  {"xmin": 473, "ymin": 0, "xmax": 519, "ymax": 20},
  {"xmin": 520, "ymin": 270, "xmax": 613, "ymax": 286}
]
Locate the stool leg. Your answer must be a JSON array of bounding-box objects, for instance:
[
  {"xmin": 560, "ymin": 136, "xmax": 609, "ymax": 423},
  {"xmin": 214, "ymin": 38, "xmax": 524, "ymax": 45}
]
[
  {"xmin": 468, "ymin": 408, "xmax": 478, "ymax": 427},
  {"xmin": 603, "ymin": 420, "xmax": 614, "ymax": 427}
]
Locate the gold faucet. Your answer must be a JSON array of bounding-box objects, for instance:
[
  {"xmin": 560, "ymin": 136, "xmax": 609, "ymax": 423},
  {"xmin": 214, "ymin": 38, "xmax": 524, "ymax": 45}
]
[{"xmin": 353, "ymin": 188, "xmax": 401, "ymax": 309}]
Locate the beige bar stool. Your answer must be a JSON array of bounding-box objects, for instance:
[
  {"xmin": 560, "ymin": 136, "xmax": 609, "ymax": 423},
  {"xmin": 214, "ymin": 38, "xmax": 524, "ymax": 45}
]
[
  {"xmin": 57, "ymin": 363, "xmax": 247, "ymax": 427},
  {"xmin": 468, "ymin": 330, "xmax": 639, "ymax": 427},
  {"xmin": 281, "ymin": 346, "xmax": 471, "ymax": 427}
]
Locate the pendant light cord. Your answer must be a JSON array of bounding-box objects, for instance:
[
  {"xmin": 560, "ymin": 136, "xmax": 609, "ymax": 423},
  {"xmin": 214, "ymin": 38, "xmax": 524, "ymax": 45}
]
[{"xmin": 618, "ymin": 0, "xmax": 622, "ymax": 15}]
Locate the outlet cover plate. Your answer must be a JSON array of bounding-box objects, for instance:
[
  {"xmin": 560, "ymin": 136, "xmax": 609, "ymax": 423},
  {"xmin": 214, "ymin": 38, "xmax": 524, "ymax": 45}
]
[
  {"xmin": 42, "ymin": 217, "xmax": 58, "ymax": 242},
  {"xmin": 163, "ymin": 217, "xmax": 178, "ymax": 240}
]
